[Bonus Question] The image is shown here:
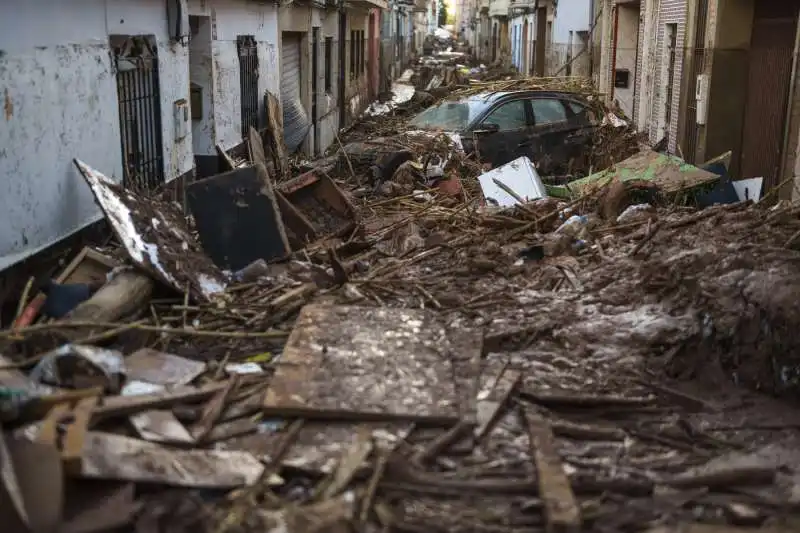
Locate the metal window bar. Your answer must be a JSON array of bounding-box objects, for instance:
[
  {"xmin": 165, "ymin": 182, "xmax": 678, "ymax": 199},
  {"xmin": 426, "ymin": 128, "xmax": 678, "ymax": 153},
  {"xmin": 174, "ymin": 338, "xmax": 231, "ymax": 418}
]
[
  {"xmin": 237, "ymin": 35, "xmax": 259, "ymax": 139},
  {"xmin": 325, "ymin": 37, "xmax": 333, "ymax": 92},
  {"xmin": 350, "ymin": 31, "xmax": 356, "ymax": 79},
  {"xmin": 115, "ymin": 37, "xmax": 164, "ymax": 191},
  {"xmin": 360, "ymin": 31, "xmax": 366, "ymax": 75}
]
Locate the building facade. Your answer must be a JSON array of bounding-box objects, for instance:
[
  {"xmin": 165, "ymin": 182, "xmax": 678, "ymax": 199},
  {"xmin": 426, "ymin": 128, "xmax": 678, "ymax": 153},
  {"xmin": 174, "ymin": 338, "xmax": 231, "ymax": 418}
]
[
  {"xmin": 594, "ymin": 0, "xmax": 800, "ymax": 199},
  {"xmin": 0, "ymin": 0, "xmax": 386, "ymax": 274}
]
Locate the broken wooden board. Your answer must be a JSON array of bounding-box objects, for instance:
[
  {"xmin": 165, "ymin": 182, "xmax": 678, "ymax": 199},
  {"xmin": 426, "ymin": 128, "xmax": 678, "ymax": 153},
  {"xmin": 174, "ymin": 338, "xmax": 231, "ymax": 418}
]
[
  {"xmin": 265, "ymin": 91, "xmax": 290, "ymax": 181},
  {"xmin": 130, "ymin": 410, "xmax": 195, "ymax": 444},
  {"xmin": 524, "ymin": 408, "xmax": 582, "ymax": 533},
  {"xmin": 476, "ymin": 365, "xmax": 522, "ymax": 441},
  {"xmin": 275, "ymin": 190, "xmax": 318, "ymax": 249},
  {"xmin": 74, "ymin": 159, "xmax": 227, "ymax": 301},
  {"xmin": 3, "ymin": 435, "xmax": 64, "ymax": 533},
  {"xmin": 277, "ymin": 171, "xmax": 358, "ymax": 240},
  {"xmin": 81, "ymin": 432, "xmax": 264, "ymax": 488},
  {"xmin": 93, "ymin": 380, "xmax": 233, "ymax": 423},
  {"xmin": 264, "ymin": 305, "xmax": 478, "ymax": 422},
  {"xmin": 216, "ymin": 144, "xmax": 238, "ymax": 172},
  {"xmin": 124, "ymin": 348, "xmax": 206, "ymax": 387},
  {"xmin": 186, "ymin": 163, "xmax": 292, "ymax": 270},
  {"xmin": 248, "ymin": 126, "xmax": 269, "ymax": 170},
  {"xmin": 38, "ymin": 396, "xmax": 97, "ymax": 476},
  {"xmin": 228, "ymin": 421, "xmax": 410, "ymax": 475}
]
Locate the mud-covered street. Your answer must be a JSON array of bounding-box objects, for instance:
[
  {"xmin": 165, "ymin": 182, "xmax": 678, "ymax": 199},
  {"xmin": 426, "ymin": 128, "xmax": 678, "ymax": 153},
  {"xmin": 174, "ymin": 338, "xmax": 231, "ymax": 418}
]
[{"xmin": 4, "ymin": 35, "xmax": 800, "ymax": 533}]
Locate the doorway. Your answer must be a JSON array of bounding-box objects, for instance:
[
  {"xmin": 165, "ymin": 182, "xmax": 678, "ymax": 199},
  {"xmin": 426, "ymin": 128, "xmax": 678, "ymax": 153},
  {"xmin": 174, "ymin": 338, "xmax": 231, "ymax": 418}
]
[
  {"xmin": 522, "ymin": 20, "xmax": 529, "ymax": 75},
  {"xmin": 740, "ymin": 1, "xmax": 798, "ymax": 188},
  {"xmin": 110, "ymin": 35, "xmax": 164, "ymax": 191},
  {"xmin": 188, "ymin": 15, "xmax": 215, "ymax": 177},
  {"xmin": 612, "ymin": 1, "xmax": 640, "ymax": 119}
]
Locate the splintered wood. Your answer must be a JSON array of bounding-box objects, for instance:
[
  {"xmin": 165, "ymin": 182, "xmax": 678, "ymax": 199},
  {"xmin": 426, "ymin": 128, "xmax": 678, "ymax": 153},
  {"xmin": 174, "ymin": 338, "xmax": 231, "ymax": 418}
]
[{"xmin": 264, "ymin": 305, "xmax": 482, "ymax": 423}]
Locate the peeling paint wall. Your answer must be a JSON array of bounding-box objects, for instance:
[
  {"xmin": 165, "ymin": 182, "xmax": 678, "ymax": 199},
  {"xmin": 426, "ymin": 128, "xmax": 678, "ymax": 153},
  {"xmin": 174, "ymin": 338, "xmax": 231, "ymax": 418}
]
[
  {"xmin": 190, "ymin": 15, "xmax": 216, "ymax": 156},
  {"xmin": 190, "ymin": 0, "xmax": 280, "ymax": 151},
  {"xmin": 0, "ymin": 0, "xmax": 192, "ymax": 272},
  {"xmin": 316, "ymin": 10, "xmax": 343, "ymax": 154}
]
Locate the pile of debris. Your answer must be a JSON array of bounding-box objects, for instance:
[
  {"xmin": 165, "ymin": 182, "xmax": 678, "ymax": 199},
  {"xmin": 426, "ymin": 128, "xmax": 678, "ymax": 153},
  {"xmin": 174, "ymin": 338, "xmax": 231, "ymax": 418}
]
[{"xmin": 3, "ymin": 82, "xmax": 800, "ymax": 533}]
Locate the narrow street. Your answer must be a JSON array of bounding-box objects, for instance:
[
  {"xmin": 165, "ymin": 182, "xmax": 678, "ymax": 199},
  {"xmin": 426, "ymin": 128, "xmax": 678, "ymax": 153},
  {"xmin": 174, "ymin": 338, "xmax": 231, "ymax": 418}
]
[{"xmin": 3, "ymin": 1, "xmax": 800, "ymax": 533}]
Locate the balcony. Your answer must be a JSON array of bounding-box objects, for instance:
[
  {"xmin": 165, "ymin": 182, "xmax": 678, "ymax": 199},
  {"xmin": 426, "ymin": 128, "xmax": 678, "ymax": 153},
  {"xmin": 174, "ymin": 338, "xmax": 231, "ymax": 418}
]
[
  {"xmin": 488, "ymin": 0, "xmax": 510, "ymax": 17},
  {"xmin": 508, "ymin": 0, "xmax": 536, "ymax": 14}
]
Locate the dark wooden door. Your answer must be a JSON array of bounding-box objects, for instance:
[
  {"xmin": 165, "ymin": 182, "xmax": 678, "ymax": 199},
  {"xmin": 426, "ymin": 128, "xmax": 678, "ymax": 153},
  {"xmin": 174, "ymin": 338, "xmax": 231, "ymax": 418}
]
[{"xmin": 740, "ymin": 1, "xmax": 798, "ymax": 188}]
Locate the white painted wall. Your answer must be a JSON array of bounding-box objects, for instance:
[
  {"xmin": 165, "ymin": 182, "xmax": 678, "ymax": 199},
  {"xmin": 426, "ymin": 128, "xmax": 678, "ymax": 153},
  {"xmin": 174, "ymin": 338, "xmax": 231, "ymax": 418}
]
[
  {"xmin": 553, "ymin": 0, "xmax": 591, "ymax": 43},
  {"xmin": 190, "ymin": 16, "xmax": 216, "ymax": 156},
  {"xmin": 188, "ymin": 0, "xmax": 280, "ymax": 152},
  {"xmin": 614, "ymin": 4, "xmax": 639, "ymax": 118},
  {"xmin": 0, "ymin": 0, "xmax": 192, "ymax": 271}
]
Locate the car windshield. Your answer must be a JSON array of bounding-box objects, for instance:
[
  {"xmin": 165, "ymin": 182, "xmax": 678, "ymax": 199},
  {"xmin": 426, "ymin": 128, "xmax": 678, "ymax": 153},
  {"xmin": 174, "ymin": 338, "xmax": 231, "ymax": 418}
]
[{"xmin": 409, "ymin": 100, "xmax": 482, "ymax": 131}]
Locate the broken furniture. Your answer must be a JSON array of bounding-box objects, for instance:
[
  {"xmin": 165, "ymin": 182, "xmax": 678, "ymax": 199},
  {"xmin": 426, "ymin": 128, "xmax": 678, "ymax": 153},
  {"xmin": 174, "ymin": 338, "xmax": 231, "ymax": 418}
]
[{"xmin": 276, "ymin": 171, "xmax": 358, "ymax": 248}]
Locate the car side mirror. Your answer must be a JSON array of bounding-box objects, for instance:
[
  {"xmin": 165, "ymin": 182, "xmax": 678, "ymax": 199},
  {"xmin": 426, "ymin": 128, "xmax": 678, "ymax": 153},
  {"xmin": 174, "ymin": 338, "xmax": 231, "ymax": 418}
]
[{"xmin": 475, "ymin": 123, "xmax": 499, "ymax": 134}]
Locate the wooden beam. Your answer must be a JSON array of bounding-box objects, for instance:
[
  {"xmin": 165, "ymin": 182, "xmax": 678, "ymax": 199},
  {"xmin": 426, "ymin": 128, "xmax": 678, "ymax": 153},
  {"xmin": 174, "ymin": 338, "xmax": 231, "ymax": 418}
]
[{"xmin": 524, "ymin": 408, "xmax": 581, "ymax": 533}]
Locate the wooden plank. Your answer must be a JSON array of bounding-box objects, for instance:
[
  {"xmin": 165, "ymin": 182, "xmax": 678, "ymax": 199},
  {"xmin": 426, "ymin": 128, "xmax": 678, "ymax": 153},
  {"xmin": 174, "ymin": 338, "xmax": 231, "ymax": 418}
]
[
  {"xmin": 475, "ymin": 367, "xmax": 522, "ymax": 441},
  {"xmin": 263, "ymin": 305, "xmax": 471, "ymax": 423},
  {"xmin": 92, "ymin": 381, "xmax": 230, "ymax": 423},
  {"xmin": 81, "ymin": 432, "xmax": 264, "ymax": 488},
  {"xmin": 216, "ymin": 144, "xmax": 236, "ymax": 172},
  {"xmin": 248, "ymin": 126, "xmax": 268, "ymax": 169},
  {"xmin": 265, "ymin": 91, "xmax": 289, "ymax": 181},
  {"xmin": 191, "ymin": 375, "xmax": 240, "ymax": 443},
  {"xmin": 3, "ymin": 435, "xmax": 63, "ymax": 533},
  {"xmin": 524, "ymin": 408, "xmax": 582, "ymax": 533}
]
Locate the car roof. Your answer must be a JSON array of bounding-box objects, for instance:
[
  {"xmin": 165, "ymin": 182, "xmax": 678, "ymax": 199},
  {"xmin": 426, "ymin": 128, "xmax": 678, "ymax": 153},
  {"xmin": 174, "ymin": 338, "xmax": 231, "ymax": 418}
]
[{"xmin": 464, "ymin": 90, "xmax": 589, "ymax": 104}]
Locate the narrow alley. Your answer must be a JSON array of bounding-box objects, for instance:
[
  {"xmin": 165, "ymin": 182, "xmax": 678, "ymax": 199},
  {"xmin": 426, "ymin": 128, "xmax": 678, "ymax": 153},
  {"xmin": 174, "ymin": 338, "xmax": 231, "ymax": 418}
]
[{"xmin": 2, "ymin": 1, "xmax": 800, "ymax": 533}]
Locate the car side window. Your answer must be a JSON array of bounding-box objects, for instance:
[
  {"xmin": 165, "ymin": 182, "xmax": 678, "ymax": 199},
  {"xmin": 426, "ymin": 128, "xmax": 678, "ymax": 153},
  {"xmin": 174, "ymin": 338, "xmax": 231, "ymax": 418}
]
[
  {"xmin": 565, "ymin": 100, "xmax": 591, "ymax": 123},
  {"xmin": 481, "ymin": 100, "xmax": 528, "ymax": 131},
  {"xmin": 531, "ymin": 99, "xmax": 568, "ymax": 126}
]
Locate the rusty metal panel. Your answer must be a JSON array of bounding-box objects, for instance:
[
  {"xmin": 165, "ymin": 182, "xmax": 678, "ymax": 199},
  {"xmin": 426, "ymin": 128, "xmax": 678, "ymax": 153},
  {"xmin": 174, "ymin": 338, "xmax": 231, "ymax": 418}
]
[{"xmin": 740, "ymin": 4, "xmax": 797, "ymax": 189}]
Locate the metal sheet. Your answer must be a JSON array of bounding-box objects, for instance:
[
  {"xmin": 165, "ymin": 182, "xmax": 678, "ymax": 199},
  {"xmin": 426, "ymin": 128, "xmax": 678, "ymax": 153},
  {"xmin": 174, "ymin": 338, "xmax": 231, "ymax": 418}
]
[{"xmin": 281, "ymin": 33, "xmax": 311, "ymax": 153}]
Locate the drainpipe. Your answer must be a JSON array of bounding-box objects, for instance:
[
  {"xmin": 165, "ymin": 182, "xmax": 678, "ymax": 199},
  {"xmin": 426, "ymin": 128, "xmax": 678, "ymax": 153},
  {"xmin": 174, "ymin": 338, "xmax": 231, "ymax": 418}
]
[
  {"xmin": 778, "ymin": 8, "xmax": 800, "ymax": 193},
  {"xmin": 610, "ymin": 2, "xmax": 619, "ymax": 101}
]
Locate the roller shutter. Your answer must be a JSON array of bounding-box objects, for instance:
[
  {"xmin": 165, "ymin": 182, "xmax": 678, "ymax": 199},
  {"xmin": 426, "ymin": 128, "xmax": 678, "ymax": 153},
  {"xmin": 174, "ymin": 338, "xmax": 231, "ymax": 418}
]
[{"xmin": 281, "ymin": 33, "xmax": 311, "ymax": 153}]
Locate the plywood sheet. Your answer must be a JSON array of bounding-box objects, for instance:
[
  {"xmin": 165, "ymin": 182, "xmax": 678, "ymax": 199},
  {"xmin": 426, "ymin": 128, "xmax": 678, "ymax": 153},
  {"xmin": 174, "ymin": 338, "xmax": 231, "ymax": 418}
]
[{"xmin": 264, "ymin": 305, "xmax": 480, "ymax": 423}]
